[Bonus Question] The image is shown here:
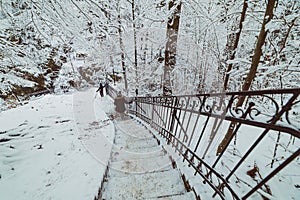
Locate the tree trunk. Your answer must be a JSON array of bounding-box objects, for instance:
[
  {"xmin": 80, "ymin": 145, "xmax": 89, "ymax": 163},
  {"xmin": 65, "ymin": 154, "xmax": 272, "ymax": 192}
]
[
  {"xmin": 223, "ymin": 0, "xmax": 248, "ymax": 91},
  {"xmin": 117, "ymin": 1, "xmax": 128, "ymax": 93},
  {"xmin": 143, "ymin": 32, "xmax": 148, "ymax": 65},
  {"xmin": 241, "ymin": 0, "xmax": 276, "ymax": 94},
  {"xmin": 163, "ymin": 0, "xmax": 182, "ymax": 96},
  {"xmin": 217, "ymin": 0, "xmax": 277, "ymax": 155},
  {"xmin": 131, "ymin": 0, "xmax": 138, "ymax": 92}
]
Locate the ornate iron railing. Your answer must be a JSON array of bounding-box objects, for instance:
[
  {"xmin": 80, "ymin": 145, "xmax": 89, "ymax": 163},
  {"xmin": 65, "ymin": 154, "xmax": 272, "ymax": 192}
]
[{"xmin": 107, "ymin": 85, "xmax": 300, "ymax": 199}]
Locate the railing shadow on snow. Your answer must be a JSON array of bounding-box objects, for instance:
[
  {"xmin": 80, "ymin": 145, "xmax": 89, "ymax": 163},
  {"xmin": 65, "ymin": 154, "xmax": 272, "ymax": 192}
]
[{"xmin": 107, "ymin": 85, "xmax": 300, "ymax": 200}]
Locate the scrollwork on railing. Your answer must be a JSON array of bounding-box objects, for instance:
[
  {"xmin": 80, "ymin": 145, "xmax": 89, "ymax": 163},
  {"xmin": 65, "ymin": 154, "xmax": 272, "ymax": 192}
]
[
  {"xmin": 283, "ymin": 98, "xmax": 300, "ymax": 130},
  {"xmin": 129, "ymin": 89, "xmax": 300, "ymax": 133},
  {"xmin": 177, "ymin": 96, "xmax": 188, "ymax": 108}
]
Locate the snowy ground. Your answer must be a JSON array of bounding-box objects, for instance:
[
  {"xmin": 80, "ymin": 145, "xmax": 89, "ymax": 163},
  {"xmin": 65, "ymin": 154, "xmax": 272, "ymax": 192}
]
[{"xmin": 0, "ymin": 88, "xmax": 115, "ymax": 200}]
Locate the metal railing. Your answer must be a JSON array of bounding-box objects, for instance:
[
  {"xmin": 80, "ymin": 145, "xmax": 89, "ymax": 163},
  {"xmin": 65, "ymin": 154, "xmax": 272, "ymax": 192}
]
[
  {"xmin": 107, "ymin": 85, "xmax": 300, "ymax": 199},
  {"xmin": 106, "ymin": 84, "xmax": 118, "ymax": 99}
]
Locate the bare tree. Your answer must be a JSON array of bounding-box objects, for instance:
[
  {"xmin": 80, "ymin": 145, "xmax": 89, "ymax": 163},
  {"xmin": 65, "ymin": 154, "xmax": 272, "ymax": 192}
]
[
  {"xmin": 131, "ymin": 0, "xmax": 138, "ymax": 92},
  {"xmin": 117, "ymin": 1, "xmax": 128, "ymax": 93},
  {"xmin": 163, "ymin": 0, "xmax": 182, "ymax": 96},
  {"xmin": 223, "ymin": 0, "xmax": 248, "ymax": 91}
]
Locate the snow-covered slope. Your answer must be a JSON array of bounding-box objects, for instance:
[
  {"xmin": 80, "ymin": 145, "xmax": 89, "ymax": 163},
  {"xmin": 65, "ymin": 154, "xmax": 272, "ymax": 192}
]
[{"xmin": 0, "ymin": 88, "xmax": 114, "ymax": 200}]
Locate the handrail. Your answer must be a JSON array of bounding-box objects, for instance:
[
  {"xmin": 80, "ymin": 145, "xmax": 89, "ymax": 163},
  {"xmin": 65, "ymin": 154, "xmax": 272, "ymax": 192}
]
[
  {"xmin": 106, "ymin": 84, "xmax": 118, "ymax": 99},
  {"xmin": 107, "ymin": 86, "xmax": 300, "ymax": 199}
]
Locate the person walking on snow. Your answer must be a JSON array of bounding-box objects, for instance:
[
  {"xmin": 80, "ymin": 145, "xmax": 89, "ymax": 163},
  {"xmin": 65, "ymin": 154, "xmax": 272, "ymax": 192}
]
[
  {"xmin": 96, "ymin": 83, "xmax": 104, "ymax": 97},
  {"xmin": 114, "ymin": 91, "xmax": 126, "ymax": 119}
]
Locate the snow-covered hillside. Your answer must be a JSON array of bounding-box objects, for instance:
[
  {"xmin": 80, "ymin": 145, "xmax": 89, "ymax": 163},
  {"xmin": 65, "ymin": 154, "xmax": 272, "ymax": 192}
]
[{"xmin": 0, "ymin": 0, "xmax": 112, "ymax": 104}]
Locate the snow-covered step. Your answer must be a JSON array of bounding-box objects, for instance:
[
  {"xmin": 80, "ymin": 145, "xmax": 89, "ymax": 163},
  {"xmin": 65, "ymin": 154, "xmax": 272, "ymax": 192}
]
[
  {"xmin": 114, "ymin": 134, "xmax": 159, "ymax": 152},
  {"xmin": 109, "ymin": 153, "xmax": 173, "ymax": 174},
  {"xmin": 110, "ymin": 147, "xmax": 166, "ymax": 162},
  {"xmin": 149, "ymin": 191, "xmax": 196, "ymax": 200},
  {"xmin": 113, "ymin": 119, "xmax": 161, "ymax": 153},
  {"xmin": 116, "ymin": 120, "xmax": 152, "ymax": 137},
  {"xmin": 99, "ymin": 118, "xmax": 195, "ymax": 200},
  {"xmin": 102, "ymin": 169, "xmax": 188, "ymax": 199}
]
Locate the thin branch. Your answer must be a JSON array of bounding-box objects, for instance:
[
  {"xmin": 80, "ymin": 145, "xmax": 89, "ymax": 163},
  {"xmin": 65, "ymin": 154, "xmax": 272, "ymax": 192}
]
[{"xmin": 30, "ymin": 11, "xmax": 51, "ymax": 44}]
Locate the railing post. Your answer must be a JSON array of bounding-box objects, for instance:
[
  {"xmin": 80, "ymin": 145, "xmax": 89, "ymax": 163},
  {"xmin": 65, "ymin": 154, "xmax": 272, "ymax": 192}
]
[
  {"xmin": 170, "ymin": 97, "xmax": 178, "ymax": 133},
  {"xmin": 151, "ymin": 97, "xmax": 155, "ymax": 127},
  {"xmin": 135, "ymin": 96, "xmax": 137, "ymax": 116}
]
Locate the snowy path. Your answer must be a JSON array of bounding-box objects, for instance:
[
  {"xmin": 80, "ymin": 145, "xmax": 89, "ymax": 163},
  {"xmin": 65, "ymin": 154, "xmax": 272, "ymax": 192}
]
[{"xmin": 99, "ymin": 118, "xmax": 195, "ymax": 200}]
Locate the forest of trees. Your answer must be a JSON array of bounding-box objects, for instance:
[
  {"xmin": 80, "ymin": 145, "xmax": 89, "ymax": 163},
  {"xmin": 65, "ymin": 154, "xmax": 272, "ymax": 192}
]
[{"xmin": 0, "ymin": 0, "xmax": 299, "ymax": 104}]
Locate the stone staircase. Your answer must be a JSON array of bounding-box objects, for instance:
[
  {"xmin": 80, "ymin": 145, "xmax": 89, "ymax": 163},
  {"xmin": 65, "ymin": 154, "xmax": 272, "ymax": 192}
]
[{"xmin": 98, "ymin": 118, "xmax": 195, "ymax": 200}]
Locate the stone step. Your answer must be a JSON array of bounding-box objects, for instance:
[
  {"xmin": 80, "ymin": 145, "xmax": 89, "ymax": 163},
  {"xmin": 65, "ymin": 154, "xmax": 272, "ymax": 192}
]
[
  {"xmin": 149, "ymin": 191, "xmax": 196, "ymax": 200},
  {"xmin": 102, "ymin": 169, "xmax": 187, "ymax": 200},
  {"xmin": 113, "ymin": 135, "xmax": 159, "ymax": 153},
  {"xmin": 110, "ymin": 147, "xmax": 166, "ymax": 162},
  {"xmin": 116, "ymin": 120, "xmax": 150, "ymax": 137},
  {"xmin": 109, "ymin": 152, "xmax": 173, "ymax": 174}
]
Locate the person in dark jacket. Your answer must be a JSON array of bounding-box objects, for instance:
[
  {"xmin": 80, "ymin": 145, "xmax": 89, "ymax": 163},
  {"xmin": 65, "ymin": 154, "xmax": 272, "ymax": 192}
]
[
  {"xmin": 114, "ymin": 91, "xmax": 126, "ymax": 119},
  {"xmin": 96, "ymin": 83, "xmax": 104, "ymax": 97}
]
